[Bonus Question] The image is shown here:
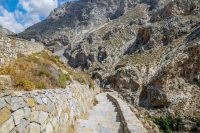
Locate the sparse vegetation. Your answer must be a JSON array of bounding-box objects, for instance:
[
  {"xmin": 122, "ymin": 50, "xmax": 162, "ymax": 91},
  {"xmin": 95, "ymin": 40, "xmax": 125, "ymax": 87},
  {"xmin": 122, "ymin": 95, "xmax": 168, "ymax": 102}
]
[
  {"xmin": 58, "ymin": 71, "xmax": 67, "ymax": 88},
  {"xmin": 38, "ymin": 67, "xmax": 52, "ymax": 77},
  {"xmin": 153, "ymin": 115, "xmax": 183, "ymax": 133},
  {"xmin": 72, "ymin": 71, "xmax": 94, "ymax": 89},
  {"xmin": 0, "ymin": 50, "xmax": 94, "ymax": 90},
  {"xmin": 36, "ymin": 81, "xmax": 49, "ymax": 89}
]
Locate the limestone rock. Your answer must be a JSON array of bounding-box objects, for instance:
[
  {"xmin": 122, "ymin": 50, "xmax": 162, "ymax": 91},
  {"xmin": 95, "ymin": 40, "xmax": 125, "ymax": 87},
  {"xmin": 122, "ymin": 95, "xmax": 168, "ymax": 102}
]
[
  {"xmin": 35, "ymin": 96, "xmax": 43, "ymax": 105},
  {"xmin": 0, "ymin": 107, "xmax": 11, "ymax": 125},
  {"xmin": 26, "ymin": 98, "xmax": 35, "ymax": 107},
  {"xmin": 0, "ymin": 116, "xmax": 14, "ymax": 133},
  {"xmin": 24, "ymin": 107, "xmax": 31, "ymax": 118},
  {"xmin": 12, "ymin": 109, "xmax": 24, "ymax": 125},
  {"xmin": 0, "ymin": 99, "xmax": 5, "ymax": 110},
  {"xmin": 45, "ymin": 123, "xmax": 53, "ymax": 133},
  {"xmin": 30, "ymin": 111, "xmax": 39, "ymax": 122},
  {"xmin": 16, "ymin": 119, "xmax": 28, "ymax": 133},
  {"xmin": 6, "ymin": 97, "xmax": 26, "ymax": 111},
  {"xmin": 38, "ymin": 111, "xmax": 48, "ymax": 124},
  {"xmin": 29, "ymin": 123, "xmax": 40, "ymax": 133}
]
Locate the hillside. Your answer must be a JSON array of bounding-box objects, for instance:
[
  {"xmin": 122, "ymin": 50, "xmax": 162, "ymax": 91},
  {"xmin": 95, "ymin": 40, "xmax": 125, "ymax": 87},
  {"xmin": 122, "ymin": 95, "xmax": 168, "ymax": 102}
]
[
  {"xmin": 0, "ymin": 34, "xmax": 94, "ymax": 91},
  {"xmin": 16, "ymin": 0, "xmax": 200, "ymax": 132},
  {"xmin": 0, "ymin": 25, "xmax": 13, "ymax": 35}
]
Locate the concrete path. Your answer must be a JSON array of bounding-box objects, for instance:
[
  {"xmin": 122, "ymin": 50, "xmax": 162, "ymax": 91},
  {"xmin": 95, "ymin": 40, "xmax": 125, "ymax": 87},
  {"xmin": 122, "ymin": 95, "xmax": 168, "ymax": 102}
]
[{"xmin": 76, "ymin": 93, "xmax": 124, "ymax": 133}]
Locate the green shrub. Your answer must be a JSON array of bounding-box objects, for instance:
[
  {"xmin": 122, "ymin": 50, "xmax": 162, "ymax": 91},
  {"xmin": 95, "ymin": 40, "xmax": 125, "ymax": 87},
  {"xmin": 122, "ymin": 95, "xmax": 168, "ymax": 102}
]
[
  {"xmin": 36, "ymin": 81, "xmax": 49, "ymax": 89},
  {"xmin": 153, "ymin": 116, "xmax": 173, "ymax": 133},
  {"xmin": 89, "ymin": 79, "xmax": 94, "ymax": 89},
  {"xmin": 50, "ymin": 55, "xmax": 60, "ymax": 63},
  {"xmin": 65, "ymin": 74, "xmax": 71, "ymax": 81},
  {"xmin": 15, "ymin": 78, "xmax": 35, "ymax": 91},
  {"xmin": 58, "ymin": 71, "xmax": 67, "ymax": 88},
  {"xmin": 153, "ymin": 116, "xmax": 183, "ymax": 133}
]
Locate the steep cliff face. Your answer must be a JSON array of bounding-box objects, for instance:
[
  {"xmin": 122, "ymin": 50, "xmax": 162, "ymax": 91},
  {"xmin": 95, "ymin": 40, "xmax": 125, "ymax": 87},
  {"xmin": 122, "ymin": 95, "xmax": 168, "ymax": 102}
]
[{"xmin": 16, "ymin": 0, "xmax": 200, "ymax": 132}]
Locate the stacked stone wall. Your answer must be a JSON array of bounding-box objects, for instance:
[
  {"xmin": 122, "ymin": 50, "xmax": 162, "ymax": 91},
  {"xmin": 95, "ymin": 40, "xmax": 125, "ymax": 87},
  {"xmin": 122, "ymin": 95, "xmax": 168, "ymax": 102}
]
[
  {"xmin": 0, "ymin": 35, "xmax": 44, "ymax": 66},
  {"xmin": 0, "ymin": 82, "xmax": 99, "ymax": 133}
]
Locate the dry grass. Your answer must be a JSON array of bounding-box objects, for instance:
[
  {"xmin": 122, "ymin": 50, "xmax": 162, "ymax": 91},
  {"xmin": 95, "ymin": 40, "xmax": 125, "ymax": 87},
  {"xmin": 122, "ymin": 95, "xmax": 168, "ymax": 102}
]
[{"xmin": 0, "ymin": 50, "xmax": 94, "ymax": 91}]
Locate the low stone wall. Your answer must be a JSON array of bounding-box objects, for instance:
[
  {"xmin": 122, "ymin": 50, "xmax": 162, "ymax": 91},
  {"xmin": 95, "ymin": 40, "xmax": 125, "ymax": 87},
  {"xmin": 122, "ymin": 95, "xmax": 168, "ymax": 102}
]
[
  {"xmin": 0, "ymin": 82, "xmax": 99, "ymax": 133},
  {"xmin": 107, "ymin": 92, "xmax": 147, "ymax": 133},
  {"xmin": 0, "ymin": 35, "xmax": 44, "ymax": 66}
]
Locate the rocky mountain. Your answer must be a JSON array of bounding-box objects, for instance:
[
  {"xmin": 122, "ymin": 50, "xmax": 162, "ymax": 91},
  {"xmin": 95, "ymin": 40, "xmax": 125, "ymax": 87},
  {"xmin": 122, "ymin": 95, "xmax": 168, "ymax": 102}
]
[
  {"xmin": 0, "ymin": 25, "xmax": 14, "ymax": 35},
  {"xmin": 17, "ymin": 0, "xmax": 200, "ymax": 132}
]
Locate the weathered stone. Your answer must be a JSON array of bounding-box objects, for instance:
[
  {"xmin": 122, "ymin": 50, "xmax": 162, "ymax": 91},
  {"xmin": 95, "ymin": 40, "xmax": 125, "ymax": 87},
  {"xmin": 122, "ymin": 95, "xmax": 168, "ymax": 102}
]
[
  {"xmin": 10, "ymin": 129, "xmax": 17, "ymax": 133},
  {"xmin": 0, "ymin": 107, "xmax": 11, "ymax": 125},
  {"xmin": 29, "ymin": 123, "xmax": 40, "ymax": 133},
  {"xmin": 47, "ymin": 99, "xmax": 55, "ymax": 113},
  {"xmin": 98, "ymin": 47, "xmax": 107, "ymax": 62},
  {"xmin": 35, "ymin": 105, "xmax": 47, "ymax": 111},
  {"xmin": 0, "ymin": 116, "xmax": 14, "ymax": 133},
  {"xmin": 147, "ymin": 86, "xmax": 168, "ymax": 107},
  {"xmin": 35, "ymin": 96, "xmax": 43, "ymax": 104},
  {"xmin": 0, "ymin": 99, "xmax": 5, "ymax": 110},
  {"xmin": 38, "ymin": 111, "xmax": 48, "ymax": 124},
  {"xmin": 41, "ymin": 122, "xmax": 47, "ymax": 132},
  {"xmin": 45, "ymin": 122, "xmax": 53, "ymax": 133},
  {"xmin": 51, "ymin": 117, "xmax": 58, "ymax": 127},
  {"xmin": 26, "ymin": 98, "xmax": 35, "ymax": 107},
  {"xmin": 16, "ymin": 119, "xmax": 28, "ymax": 133},
  {"xmin": 42, "ymin": 98, "xmax": 48, "ymax": 104},
  {"xmin": 12, "ymin": 109, "xmax": 24, "ymax": 125},
  {"xmin": 0, "ymin": 91, "xmax": 11, "ymax": 98},
  {"xmin": 0, "ymin": 81, "xmax": 97, "ymax": 132},
  {"xmin": 24, "ymin": 107, "xmax": 31, "ymax": 118},
  {"xmin": 30, "ymin": 111, "xmax": 39, "ymax": 122},
  {"xmin": 6, "ymin": 97, "xmax": 26, "ymax": 111}
]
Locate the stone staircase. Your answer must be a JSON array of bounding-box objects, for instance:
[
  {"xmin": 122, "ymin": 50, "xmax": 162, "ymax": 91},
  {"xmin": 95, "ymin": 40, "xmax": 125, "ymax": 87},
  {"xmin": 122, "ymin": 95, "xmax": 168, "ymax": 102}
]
[
  {"xmin": 76, "ymin": 93, "xmax": 124, "ymax": 133},
  {"xmin": 76, "ymin": 92, "xmax": 147, "ymax": 133}
]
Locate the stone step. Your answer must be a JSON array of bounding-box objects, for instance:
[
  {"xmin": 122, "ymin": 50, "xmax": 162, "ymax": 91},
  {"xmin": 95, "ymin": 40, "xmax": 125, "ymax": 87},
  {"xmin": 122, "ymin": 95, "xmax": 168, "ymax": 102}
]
[
  {"xmin": 77, "ymin": 121, "xmax": 122, "ymax": 133},
  {"xmin": 91, "ymin": 106, "xmax": 116, "ymax": 112},
  {"xmin": 88, "ymin": 110, "xmax": 118, "ymax": 115},
  {"xmin": 76, "ymin": 93, "xmax": 124, "ymax": 133}
]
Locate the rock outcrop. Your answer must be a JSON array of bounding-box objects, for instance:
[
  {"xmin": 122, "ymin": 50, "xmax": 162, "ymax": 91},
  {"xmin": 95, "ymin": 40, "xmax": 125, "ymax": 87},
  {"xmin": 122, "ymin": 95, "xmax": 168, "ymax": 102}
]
[{"xmin": 17, "ymin": 0, "xmax": 139, "ymax": 49}]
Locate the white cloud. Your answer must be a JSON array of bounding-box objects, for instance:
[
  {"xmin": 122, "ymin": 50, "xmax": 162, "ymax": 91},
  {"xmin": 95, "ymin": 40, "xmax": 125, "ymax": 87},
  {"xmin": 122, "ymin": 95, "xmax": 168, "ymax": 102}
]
[
  {"xmin": 19, "ymin": 0, "xmax": 58, "ymax": 16},
  {"xmin": 0, "ymin": 6, "xmax": 24, "ymax": 33},
  {"xmin": 0, "ymin": 0, "xmax": 60, "ymax": 33}
]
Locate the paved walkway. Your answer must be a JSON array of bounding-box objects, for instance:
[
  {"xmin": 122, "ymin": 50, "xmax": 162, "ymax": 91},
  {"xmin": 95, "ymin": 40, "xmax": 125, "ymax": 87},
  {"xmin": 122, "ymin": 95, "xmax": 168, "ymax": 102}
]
[{"xmin": 76, "ymin": 93, "xmax": 124, "ymax": 133}]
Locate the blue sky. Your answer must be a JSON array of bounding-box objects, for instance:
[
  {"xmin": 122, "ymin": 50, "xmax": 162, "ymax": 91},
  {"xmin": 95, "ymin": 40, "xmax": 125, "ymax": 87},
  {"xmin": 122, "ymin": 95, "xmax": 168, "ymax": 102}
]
[{"xmin": 0, "ymin": 0, "xmax": 76, "ymax": 33}]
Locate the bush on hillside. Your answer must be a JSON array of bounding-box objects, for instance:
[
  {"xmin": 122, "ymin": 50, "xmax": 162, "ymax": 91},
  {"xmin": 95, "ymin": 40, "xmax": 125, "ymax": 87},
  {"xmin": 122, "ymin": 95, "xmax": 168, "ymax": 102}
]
[{"xmin": 153, "ymin": 115, "xmax": 183, "ymax": 133}]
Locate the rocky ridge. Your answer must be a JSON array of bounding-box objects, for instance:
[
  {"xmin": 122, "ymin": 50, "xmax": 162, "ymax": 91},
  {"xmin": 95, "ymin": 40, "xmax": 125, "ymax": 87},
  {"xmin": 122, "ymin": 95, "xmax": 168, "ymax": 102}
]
[{"xmin": 0, "ymin": 26, "xmax": 13, "ymax": 35}]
